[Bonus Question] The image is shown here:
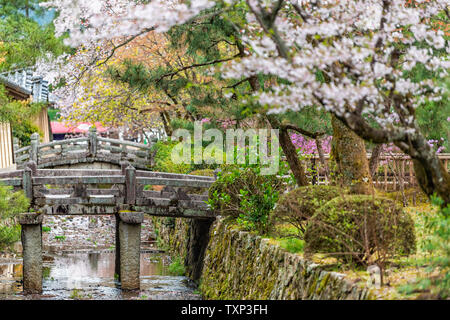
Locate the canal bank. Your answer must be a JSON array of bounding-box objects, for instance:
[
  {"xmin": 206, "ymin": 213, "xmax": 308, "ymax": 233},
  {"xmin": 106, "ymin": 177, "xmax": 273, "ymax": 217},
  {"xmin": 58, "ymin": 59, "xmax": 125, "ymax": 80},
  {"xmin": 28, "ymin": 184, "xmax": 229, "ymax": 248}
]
[{"xmin": 154, "ymin": 217, "xmax": 374, "ymax": 300}]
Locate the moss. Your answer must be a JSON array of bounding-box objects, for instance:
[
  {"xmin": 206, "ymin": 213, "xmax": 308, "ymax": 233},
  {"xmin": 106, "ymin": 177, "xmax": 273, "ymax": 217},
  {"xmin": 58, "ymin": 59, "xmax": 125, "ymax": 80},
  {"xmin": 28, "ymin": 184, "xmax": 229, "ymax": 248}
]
[
  {"xmin": 188, "ymin": 169, "xmax": 215, "ymax": 177},
  {"xmin": 159, "ymin": 216, "xmax": 373, "ymax": 300},
  {"xmin": 331, "ymin": 115, "xmax": 373, "ymax": 194},
  {"xmin": 307, "ymin": 276, "xmax": 318, "ymax": 297},
  {"xmin": 317, "ymin": 273, "xmax": 331, "ymax": 294}
]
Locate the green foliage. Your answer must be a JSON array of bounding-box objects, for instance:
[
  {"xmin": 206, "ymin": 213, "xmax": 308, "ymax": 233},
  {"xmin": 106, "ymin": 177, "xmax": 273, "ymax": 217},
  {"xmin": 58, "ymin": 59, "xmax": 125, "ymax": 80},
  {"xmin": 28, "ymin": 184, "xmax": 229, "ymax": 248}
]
[
  {"xmin": 54, "ymin": 235, "xmax": 66, "ymax": 241},
  {"xmin": 0, "ymin": 185, "xmax": 29, "ymax": 219},
  {"xmin": 282, "ymin": 107, "xmax": 332, "ymax": 137},
  {"xmin": 0, "ymin": 0, "xmax": 47, "ymax": 18},
  {"xmin": 151, "ymin": 138, "xmax": 222, "ymax": 174},
  {"xmin": 272, "ymin": 185, "xmax": 343, "ymax": 237},
  {"xmin": 0, "ymin": 0, "xmax": 68, "ymax": 71},
  {"xmin": 0, "ymin": 84, "xmax": 44, "ymax": 145},
  {"xmin": 168, "ymin": 256, "xmax": 186, "ymax": 276},
  {"xmin": 416, "ymin": 77, "xmax": 449, "ymax": 152},
  {"xmin": 47, "ymin": 108, "xmax": 60, "ymax": 121},
  {"xmin": 42, "ymin": 226, "xmax": 51, "ymax": 232},
  {"xmin": 151, "ymin": 140, "xmax": 192, "ymax": 174},
  {"xmin": 69, "ymin": 288, "xmax": 86, "ymax": 300},
  {"xmin": 0, "ymin": 185, "xmax": 29, "ymax": 250},
  {"xmin": 42, "ymin": 266, "xmax": 51, "ymax": 279},
  {"xmin": 304, "ymin": 195, "xmax": 416, "ymax": 266},
  {"xmin": 399, "ymin": 196, "xmax": 450, "ymax": 299},
  {"xmin": 0, "ymin": 224, "xmax": 21, "ymax": 250},
  {"xmin": 12, "ymin": 120, "xmax": 42, "ymax": 146},
  {"xmin": 208, "ymin": 166, "xmax": 284, "ymax": 234},
  {"xmin": 279, "ymin": 238, "xmax": 305, "ymax": 254}
]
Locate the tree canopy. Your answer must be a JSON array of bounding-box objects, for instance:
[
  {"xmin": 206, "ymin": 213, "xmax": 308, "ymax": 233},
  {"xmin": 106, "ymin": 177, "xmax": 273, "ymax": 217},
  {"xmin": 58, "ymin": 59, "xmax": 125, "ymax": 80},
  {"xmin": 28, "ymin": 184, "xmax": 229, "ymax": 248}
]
[{"xmin": 38, "ymin": 0, "xmax": 450, "ymax": 204}]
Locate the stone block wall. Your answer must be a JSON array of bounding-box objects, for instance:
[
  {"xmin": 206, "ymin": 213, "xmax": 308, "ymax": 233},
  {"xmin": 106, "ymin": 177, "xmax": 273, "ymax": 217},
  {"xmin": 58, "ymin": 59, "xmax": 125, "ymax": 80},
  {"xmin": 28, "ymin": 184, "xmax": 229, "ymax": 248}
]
[{"xmin": 153, "ymin": 217, "xmax": 374, "ymax": 300}]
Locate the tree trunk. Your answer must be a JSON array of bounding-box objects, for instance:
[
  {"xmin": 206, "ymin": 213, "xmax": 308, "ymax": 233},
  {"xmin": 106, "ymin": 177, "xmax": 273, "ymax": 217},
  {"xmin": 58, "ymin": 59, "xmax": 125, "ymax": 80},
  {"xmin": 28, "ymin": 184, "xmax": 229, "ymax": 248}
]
[
  {"xmin": 331, "ymin": 115, "xmax": 373, "ymax": 194},
  {"xmin": 160, "ymin": 111, "xmax": 172, "ymax": 136},
  {"xmin": 369, "ymin": 144, "xmax": 384, "ymax": 178},
  {"xmin": 267, "ymin": 115, "xmax": 309, "ymax": 186},
  {"xmin": 402, "ymin": 134, "xmax": 450, "ymax": 205},
  {"xmin": 333, "ymin": 112, "xmax": 449, "ymax": 205},
  {"xmin": 315, "ymin": 137, "xmax": 330, "ymax": 181},
  {"xmin": 248, "ymin": 75, "xmax": 309, "ymax": 187}
]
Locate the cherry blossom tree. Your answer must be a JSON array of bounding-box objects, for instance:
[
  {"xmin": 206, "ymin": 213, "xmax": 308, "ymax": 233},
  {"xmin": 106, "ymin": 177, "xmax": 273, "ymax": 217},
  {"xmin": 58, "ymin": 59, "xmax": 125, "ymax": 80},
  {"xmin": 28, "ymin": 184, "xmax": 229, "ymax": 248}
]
[
  {"xmin": 222, "ymin": 0, "xmax": 449, "ymax": 202},
  {"xmin": 41, "ymin": 0, "xmax": 449, "ymax": 203}
]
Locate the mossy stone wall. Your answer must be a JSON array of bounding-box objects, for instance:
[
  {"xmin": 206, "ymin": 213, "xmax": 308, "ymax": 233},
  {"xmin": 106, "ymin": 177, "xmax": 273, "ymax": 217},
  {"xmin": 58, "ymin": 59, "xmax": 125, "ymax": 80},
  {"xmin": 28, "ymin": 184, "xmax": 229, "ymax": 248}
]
[{"xmin": 153, "ymin": 217, "xmax": 374, "ymax": 300}]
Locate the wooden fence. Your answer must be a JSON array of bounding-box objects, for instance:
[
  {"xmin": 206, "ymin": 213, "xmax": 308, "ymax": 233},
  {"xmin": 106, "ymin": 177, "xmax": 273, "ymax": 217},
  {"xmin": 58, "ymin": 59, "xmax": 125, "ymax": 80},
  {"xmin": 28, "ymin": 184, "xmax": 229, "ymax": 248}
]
[
  {"xmin": 0, "ymin": 122, "xmax": 14, "ymax": 170},
  {"xmin": 301, "ymin": 153, "xmax": 450, "ymax": 192}
]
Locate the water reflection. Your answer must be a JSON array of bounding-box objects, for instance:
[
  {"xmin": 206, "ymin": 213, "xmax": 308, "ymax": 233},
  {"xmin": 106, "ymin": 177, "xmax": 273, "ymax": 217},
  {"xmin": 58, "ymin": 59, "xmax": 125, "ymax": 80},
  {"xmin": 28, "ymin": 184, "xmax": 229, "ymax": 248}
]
[{"xmin": 0, "ymin": 251, "xmax": 200, "ymax": 300}]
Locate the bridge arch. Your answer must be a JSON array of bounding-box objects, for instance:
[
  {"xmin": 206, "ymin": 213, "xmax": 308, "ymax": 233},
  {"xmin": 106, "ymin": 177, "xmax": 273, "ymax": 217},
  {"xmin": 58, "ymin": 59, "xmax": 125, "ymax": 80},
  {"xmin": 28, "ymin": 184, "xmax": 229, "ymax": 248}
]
[{"xmin": 14, "ymin": 127, "xmax": 154, "ymax": 171}]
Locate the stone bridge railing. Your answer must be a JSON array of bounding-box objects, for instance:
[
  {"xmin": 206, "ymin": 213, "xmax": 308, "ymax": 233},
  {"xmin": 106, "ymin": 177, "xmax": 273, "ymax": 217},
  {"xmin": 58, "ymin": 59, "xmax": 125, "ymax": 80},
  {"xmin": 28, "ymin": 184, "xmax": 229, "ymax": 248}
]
[
  {"xmin": 14, "ymin": 127, "xmax": 154, "ymax": 170},
  {"xmin": 0, "ymin": 161, "xmax": 215, "ymax": 219}
]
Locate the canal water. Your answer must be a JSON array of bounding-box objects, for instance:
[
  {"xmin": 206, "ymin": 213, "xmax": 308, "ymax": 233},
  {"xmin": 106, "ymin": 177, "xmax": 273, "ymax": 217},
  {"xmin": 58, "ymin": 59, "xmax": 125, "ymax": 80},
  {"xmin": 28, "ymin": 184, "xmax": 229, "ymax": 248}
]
[{"xmin": 0, "ymin": 250, "xmax": 201, "ymax": 300}]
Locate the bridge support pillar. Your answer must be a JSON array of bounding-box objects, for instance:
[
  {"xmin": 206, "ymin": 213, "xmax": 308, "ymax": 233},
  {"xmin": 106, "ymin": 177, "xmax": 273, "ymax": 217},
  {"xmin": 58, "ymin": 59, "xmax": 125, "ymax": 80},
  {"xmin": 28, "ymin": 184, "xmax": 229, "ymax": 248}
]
[
  {"xmin": 19, "ymin": 213, "xmax": 43, "ymax": 294},
  {"xmin": 117, "ymin": 211, "xmax": 143, "ymax": 290},
  {"xmin": 185, "ymin": 218, "xmax": 215, "ymax": 281}
]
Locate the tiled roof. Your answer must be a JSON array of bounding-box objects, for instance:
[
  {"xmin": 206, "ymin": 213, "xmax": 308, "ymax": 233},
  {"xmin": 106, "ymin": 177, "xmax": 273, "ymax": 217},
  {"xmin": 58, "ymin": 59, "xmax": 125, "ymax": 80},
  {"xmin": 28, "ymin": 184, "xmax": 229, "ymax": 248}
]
[{"xmin": 0, "ymin": 69, "xmax": 50, "ymax": 102}]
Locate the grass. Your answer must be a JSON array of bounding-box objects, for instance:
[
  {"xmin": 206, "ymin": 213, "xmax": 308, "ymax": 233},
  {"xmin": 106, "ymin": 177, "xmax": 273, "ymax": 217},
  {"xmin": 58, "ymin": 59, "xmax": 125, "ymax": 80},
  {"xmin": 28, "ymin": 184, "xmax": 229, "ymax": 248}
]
[
  {"xmin": 54, "ymin": 235, "xmax": 66, "ymax": 241},
  {"xmin": 69, "ymin": 289, "xmax": 83, "ymax": 299},
  {"xmin": 69, "ymin": 288, "xmax": 92, "ymax": 300},
  {"xmin": 43, "ymin": 267, "xmax": 51, "ymax": 280},
  {"xmin": 279, "ymin": 238, "xmax": 304, "ymax": 253}
]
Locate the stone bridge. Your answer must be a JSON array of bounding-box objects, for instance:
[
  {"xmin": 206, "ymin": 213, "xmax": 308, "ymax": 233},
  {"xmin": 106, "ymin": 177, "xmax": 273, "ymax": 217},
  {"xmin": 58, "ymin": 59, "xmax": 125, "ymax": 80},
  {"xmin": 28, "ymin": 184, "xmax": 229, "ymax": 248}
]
[
  {"xmin": 14, "ymin": 127, "xmax": 153, "ymax": 170},
  {"xmin": 1, "ymin": 132, "xmax": 217, "ymax": 293}
]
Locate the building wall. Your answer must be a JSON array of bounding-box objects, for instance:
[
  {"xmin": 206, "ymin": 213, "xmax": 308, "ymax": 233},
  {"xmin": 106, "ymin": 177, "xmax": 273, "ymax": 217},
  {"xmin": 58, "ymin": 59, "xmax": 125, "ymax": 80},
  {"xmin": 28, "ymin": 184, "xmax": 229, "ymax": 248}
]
[
  {"xmin": 32, "ymin": 107, "xmax": 51, "ymax": 143},
  {"xmin": 0, "ymin": 122, "xmax": 14, "ymax": 170}
]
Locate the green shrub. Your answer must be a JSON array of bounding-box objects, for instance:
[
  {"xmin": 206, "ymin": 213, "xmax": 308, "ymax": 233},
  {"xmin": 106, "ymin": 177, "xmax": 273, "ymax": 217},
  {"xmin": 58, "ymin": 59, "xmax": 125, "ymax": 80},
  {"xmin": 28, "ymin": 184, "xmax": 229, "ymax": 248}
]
[
  {"xmin": 0, "ymin": 224, "xmax": 21, "ymax": 250},
  {"xmin": 0, "ymin": 185, "xmax": 29, "ymax": 219},
  {"xmin": 0, "ymin": 185, "xmax": 29, "ymax": 250},
  {"xmin": 304, "ymin": 195, "xmax": 416, "ymax": 266},
  {"xmin": 151, "ymin": 141, "xmax": 219, "ymax": 174},
  {"xmin": 168, "ymin": 256, "xmax": 185, "ymax": 276},
  {"xmin": 272, "ymin": 185, "xmax": 343, "ymax": 237},
  {"xmin": 208, "ymin": 166, "xmax": 284, "ymax": 234},
  {"xmin": 399, "ymin": 196, "xmax": 450, "ymax": 299},
  {"xmin": 151, "ymin": 140, "xmax": 192, "ymax": 174}
]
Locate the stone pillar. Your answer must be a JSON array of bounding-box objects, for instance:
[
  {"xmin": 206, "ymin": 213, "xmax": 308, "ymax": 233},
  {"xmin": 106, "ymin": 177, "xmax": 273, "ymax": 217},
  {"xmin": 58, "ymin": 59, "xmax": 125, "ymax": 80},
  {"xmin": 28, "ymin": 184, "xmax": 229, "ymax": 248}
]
[
  {"xmin": 30, "ymin": 133, "xmax": 39, "ymax": 163},
  {"xmin": 117, "ymin": 211, "xmax": 143, "ymax": 290},
  {"xmin": 88, "ymin": 126, "xmax": 98, "ymax": 156},
  {"xmin": 114, "ymin": 213, "xmax": 121, "ymax": 281},
  {"xmin": 19, "ymin": 213, "xmax": 43, "ymax": 294}
]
